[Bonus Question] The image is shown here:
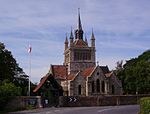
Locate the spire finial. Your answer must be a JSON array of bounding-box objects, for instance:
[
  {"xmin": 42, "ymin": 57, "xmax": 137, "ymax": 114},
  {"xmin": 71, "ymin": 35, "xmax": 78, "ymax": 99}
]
[{"xmin": 78, "ymin": 8, "xmax": 82, "ymax": 30}]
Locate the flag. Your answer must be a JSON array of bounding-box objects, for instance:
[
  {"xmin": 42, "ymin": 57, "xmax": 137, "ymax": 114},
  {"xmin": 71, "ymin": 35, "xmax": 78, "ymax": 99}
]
[{"xmin": 28, "ymin": 45, "xmax": 32, "ymax": 53}]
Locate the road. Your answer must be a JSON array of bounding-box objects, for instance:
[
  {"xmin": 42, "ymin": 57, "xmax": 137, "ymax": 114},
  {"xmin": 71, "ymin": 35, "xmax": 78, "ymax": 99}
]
[{"xmin": 9, "ymin": 105, "xmax": 139, "ymax": 114}]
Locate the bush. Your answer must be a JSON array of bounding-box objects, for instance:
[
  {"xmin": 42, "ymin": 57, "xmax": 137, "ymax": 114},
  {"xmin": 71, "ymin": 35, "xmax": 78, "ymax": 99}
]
[
  {"xmin": 0, "ymin": 81, "xmax": 21, "ymax": 110},
  {"xmin": 140, "ymin": 97, "xmax": 150, "ymax": 114}
]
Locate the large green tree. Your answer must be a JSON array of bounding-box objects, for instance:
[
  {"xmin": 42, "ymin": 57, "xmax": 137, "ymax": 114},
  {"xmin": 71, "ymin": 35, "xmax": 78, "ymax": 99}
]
[
  {"xmin": 115, "ymin": 50, "xmax": 150, "ymax": 94},
  {"xmin": 0, "ymin": 42, "xmax": 29, "ymax": 95}
]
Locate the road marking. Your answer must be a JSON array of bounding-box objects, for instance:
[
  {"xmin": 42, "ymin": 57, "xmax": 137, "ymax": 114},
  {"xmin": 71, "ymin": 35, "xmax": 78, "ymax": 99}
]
[
  {"xmin": 46, "ymin": 111, "xmax": 52, "ymax": 114},
  {"xmin": 54, "ymin": 109, "xmax": 60, "ymax": 112},
  {"xmin": 97, "ymin": 107, "xmax": 122, "ymax": 113},
  {"xmin": 98, "ymin": 108, "xmax": 112, "ymax": 113}
]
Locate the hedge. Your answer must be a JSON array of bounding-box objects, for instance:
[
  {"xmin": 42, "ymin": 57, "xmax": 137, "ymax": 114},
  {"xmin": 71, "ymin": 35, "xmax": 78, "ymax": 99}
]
[{"xmin": 140, "ymin": 97, "xmax": 150, "ymax": 114}]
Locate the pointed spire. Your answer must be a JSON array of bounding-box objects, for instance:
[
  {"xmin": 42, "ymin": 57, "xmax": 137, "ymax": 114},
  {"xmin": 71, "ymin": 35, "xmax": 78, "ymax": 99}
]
[
  {"xmin": 70, "ymin": 27, "xmax": 74, "ymax": 39},
  {"xmin": 75, "ymin": 8, "xmax": 84, "ymax": 39},
  {"xmin": 91, "ymin": 29, "xmax": 95, "ymax": 47},
  {"xmin": 65, "ymin": 33, "xmax": 68, "ymax": 50},
  {"xmin": 65, "ymin": 33, "xmax": 68, "ymax": 43},
  {"xmin": 70, "ymin": 27, "xmax": 74, "ymax": 47},
  {"xmin": 84, "ymin": 33, "xmax": 88, "ymax": 45},
  {"xmin": 78, "ymin": 8, "xmax": 82, "ymax": 30},
  {"xmin": 91, "ymin": 28, "xmax": 95, "ymax": 40}
]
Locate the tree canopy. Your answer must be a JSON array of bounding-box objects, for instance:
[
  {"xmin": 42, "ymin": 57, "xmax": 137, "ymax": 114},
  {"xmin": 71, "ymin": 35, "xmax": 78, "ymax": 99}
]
[
  {"xmin": 0, "ymin": 42, "xmax": 29, "ymax": 95},
  {"xmin": 115, "ymin": 50, "xmax": 150, "ymax": 94}
]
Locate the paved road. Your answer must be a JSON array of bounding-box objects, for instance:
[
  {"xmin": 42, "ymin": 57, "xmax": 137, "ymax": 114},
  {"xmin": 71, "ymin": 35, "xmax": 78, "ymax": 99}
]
[{"xmin": 10, "ymin": 105, "xmax": 139, "ymax": 114}]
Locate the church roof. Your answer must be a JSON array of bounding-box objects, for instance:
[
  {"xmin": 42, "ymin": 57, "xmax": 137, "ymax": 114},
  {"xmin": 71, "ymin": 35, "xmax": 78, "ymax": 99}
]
[
  {"xmin": 81, "ymin": 67, "xmax": 95, "ymax": 77},
  {"xmin": 80, "ymin": 66, "xmax": 110, "ymax": 78},
  {"xmin": 51, "ymin": 65, "xmax": 67, "ymax": 80},
  {"xmin": 73, "ymin": 39, "xmax": 88, "ymax": 47},
  {"xmin": 50, "ymin": 65, "xmax": 111, "ymax": 81},
  {"xmin": 100, "ymin": 66, "xmax": 110, "ymax": 73},
  {"xmin": 33, "ymin": 73, "xmax": 49, "ymax": 92},
  {"xmin": 67, "ymin": 74, "xmax": 76, "ymax": 80}
]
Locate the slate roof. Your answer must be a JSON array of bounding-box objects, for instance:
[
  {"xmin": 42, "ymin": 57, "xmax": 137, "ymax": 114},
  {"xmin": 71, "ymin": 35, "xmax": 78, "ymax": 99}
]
[{"xmin": 100, "ymin": 66, "xmax": 110, "ymax": 74}]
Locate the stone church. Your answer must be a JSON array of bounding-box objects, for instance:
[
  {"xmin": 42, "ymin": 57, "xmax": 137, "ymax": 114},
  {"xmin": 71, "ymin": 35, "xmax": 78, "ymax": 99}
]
[{"xmin": 34, "ymin": 11, "xmax": 123, "ymax": 96}]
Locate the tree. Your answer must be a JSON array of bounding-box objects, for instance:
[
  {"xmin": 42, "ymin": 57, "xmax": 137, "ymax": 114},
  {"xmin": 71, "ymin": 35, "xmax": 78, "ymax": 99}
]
[
  {"xmin": 116, "ymin": 60, "xmax": 123, "ymax": 71},
  {"xmin": 0, "ymin": 42, "xmax": 29, "ymax": 95},
  {"xmin": 0, "ymin": 42, "xmax": 23, "ymax": 81},
  {"xmin": 115, "ymin": 50, "xmax": 150, "ymax": 94}
]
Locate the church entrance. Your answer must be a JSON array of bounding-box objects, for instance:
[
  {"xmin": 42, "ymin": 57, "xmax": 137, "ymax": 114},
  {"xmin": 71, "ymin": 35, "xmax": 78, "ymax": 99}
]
[
  {"xmin": 33, "ymin": 74, "xmax": 63, "ymax": 107},
  {"xmin": 41, "ymin": 90, "xmax": 61, "ymax": 107}
]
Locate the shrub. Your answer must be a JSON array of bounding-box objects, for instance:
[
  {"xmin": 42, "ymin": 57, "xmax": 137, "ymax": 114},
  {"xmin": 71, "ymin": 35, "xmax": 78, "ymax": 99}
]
[
  {"xmin": 140, "ymin": 97, "xmax": 150, "ymax": 114},
  {"xmin": 0, "ymin": 81, "xmax": 21, "ymax": 110}
]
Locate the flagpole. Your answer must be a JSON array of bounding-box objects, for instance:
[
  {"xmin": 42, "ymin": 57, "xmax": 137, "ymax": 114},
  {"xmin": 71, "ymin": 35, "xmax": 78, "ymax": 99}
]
[
  {"xmin": 28, "ymin": 45, "xmax": 32, "ymax": 96},
  {"xmin": 29, "ymin": 53, "xmax": 31, "ymax": 96}
]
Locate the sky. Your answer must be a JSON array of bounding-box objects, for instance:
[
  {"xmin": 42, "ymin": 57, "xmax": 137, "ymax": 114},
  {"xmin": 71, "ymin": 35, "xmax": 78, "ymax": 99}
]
[{"xmin": 0, "ymin": 0, "xmax": 150, "ymax": 83}]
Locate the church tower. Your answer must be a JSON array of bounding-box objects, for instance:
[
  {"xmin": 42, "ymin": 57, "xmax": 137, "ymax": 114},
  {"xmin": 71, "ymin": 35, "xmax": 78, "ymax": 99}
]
[{"xmin": 64, "ymin": 9, "xmax": 96, "ymax": 74}]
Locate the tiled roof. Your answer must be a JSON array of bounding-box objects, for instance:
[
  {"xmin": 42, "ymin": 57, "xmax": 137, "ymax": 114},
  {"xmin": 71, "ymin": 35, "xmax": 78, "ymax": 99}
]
[
  {"xmin": 52, "ymin": 65, "xmax": 67, "ymax": 80},
  {"xmin": 33, "ymin": 74, "xmax": 49, "ymax": 92},
  {"xmin": 73, "ymin": 39, "xmax": 88, "ymax": 47},
  {"xmin": 67, "ymin": 74, "xmax": 76, "ymax": 80},
  {"xmin": 81, "ymin": 67, "xmax": 95, "ymax": 77}
]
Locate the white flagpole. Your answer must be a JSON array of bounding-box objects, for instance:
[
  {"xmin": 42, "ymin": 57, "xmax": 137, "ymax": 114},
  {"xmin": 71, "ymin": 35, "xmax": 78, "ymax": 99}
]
[{"xmin": 28, "ymin": 45, "xmax": 32, "ymax": 96}]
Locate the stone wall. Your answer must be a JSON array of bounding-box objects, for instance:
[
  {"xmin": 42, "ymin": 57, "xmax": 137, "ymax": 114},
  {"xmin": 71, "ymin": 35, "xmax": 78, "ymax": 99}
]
[
  {"xmin": 5, "ymin": 96, "xmax": 42, "ymax": 110},
  {"xmin": 5, "ymin": 95, "xmax": 150, "ymax": 110},
  {"xmin": 59, "ymin": 94, "xmax": 150, "ymax": 107}
]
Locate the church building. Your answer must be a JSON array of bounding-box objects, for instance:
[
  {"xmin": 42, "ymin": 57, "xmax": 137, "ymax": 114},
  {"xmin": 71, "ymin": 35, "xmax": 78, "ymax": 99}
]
[{"xmin": 34, "ymin": 11, "xmax": 123, "ymax": 97}]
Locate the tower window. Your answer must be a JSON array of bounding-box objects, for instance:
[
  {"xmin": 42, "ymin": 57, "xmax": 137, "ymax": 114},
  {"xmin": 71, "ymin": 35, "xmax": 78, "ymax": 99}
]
[
  {"xmin": 74, "ymin": 50, "xmax": 91, "ymax": 61},
  {"xmin": 97, "ymin": 72, "xmax": 100, "ymax": 75}
]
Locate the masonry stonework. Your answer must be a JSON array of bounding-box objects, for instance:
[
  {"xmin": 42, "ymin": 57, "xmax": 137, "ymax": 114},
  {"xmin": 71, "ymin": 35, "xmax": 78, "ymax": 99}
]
[{"xmin": 34, "ymin": 10, "xmax": 123, "ymax": 97}]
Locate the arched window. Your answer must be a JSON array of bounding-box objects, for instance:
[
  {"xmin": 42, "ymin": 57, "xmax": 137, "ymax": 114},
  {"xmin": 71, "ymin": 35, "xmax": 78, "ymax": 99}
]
[
  {"xmin": 102, "ymin": 81, "xmax": 105, "ymax": 93},
  {"xmin": 78, "ymin": 85, "xmax": 81, "ymax": 95},
  {"xmin": 112, "ymin": 85, "xmax": 115, "ymax": 94},
  {"xmin": 96, "ymin": 79, "xmax": 100, "ymax": 93},
  {"xmin": 92, "ymin": 81, "xmax": 95, "ymax": 93}
]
